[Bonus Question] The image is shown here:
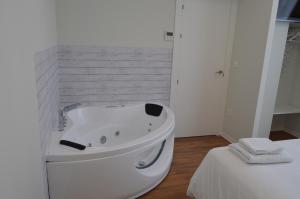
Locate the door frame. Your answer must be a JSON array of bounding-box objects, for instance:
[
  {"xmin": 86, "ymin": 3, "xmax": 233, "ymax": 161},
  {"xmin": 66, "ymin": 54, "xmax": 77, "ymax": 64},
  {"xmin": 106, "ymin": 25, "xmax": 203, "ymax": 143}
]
[{"xmin": 170, "ymin": 0, "xmax": 238, "ymax": 137}]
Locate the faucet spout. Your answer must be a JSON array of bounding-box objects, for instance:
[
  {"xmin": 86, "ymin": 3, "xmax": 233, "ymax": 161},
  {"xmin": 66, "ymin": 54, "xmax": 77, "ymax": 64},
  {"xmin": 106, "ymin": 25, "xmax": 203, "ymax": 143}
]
[
  {"xmin": 63, "ymin": 103, "xmax": 82, "ymax": 112},
  {"xmin": 58, "ymin": 103, "xmax": 81, "ymax": 131}
]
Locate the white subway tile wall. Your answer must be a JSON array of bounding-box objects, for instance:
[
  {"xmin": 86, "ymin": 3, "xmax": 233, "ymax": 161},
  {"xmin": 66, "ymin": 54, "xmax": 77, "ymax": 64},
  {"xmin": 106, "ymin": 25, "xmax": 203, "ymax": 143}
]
[
  {"xmin": 58, "ymin": 45, "xmax": 173, "ymax": 107},
  {"xmin": 35, "ymin": 46, "xmax": 59, "ymax": 154},
  {"xmin": 34, "ymin": 46, "xmax": 59, "ymax": 198}
]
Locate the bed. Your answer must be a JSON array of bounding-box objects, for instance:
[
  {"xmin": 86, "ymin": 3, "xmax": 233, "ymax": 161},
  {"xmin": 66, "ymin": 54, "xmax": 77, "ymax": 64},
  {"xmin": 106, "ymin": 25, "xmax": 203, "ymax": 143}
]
[{"xmin": 187, "ymin": 139, "xmax": 300, "ymax": 199}]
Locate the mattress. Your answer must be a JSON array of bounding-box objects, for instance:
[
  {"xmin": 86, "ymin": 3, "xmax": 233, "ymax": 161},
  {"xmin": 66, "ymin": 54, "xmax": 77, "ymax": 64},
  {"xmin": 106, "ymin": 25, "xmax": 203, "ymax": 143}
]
[{"xmin": 187, "ymin": 139, "xmax": 300, "ymax": 199}]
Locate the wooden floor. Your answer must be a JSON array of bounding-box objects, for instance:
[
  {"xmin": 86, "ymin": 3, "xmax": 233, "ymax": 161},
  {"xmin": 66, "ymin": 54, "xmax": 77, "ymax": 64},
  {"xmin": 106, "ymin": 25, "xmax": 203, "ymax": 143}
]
[
  {"xmin": 138, "ymin": 136, "xmax": 229, "ymax": 199},
  {"xmin": 269, "ymin": 131, "xmax": 297, "ymax": 141}
]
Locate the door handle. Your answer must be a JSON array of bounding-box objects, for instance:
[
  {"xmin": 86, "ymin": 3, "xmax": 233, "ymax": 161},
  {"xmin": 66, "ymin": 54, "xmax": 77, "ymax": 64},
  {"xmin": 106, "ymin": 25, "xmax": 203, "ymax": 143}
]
[{"xmin": 215, "ymin": 70, "xmax": 224, "ymax": 77}]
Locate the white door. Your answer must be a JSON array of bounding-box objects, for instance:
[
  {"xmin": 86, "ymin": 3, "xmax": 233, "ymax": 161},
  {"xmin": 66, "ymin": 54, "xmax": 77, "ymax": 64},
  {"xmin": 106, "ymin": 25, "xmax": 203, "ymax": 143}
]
[{"xmin": 171, "ymin": 0, "xmax": 237, "ymax": 137}]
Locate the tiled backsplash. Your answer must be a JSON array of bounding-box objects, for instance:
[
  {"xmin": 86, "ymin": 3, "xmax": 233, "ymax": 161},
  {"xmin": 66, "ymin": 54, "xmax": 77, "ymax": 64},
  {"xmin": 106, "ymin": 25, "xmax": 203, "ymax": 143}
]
[
  {"xmin": 57, "ymin": 45, "xmax": 173, "ymax": 107},
  {"xmin": 34, "ymin": 46, "xmax": 59, "ymax": 198},
  {"xmin": 35, "ymin": 46, "xmax": 59, "ymax": 154}
]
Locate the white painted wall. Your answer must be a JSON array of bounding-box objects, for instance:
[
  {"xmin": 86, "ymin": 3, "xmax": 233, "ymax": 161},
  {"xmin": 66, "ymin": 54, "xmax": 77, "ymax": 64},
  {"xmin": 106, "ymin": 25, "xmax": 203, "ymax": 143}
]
[
  {"xmin": 286, "ymin": 38, "xmax": 300, "ymax": 136},
  {"xmin": 274, "ymin": 24, "xmax": 300, "ymax": 111},
  {"xmin": 56, "ymin": 0, "xmax": 176, "ymax": 48},
  {"xmin": 276, "ymin": 42, "xmax": 299, "ymax": 108},
  {"xmin": 271, "ymin": 115, "xmax": 287, "ymax": 131},
  {"xmin": 274, "ymin": 25, "xmax": 300, "ymax": 137},
  {"xmin": 0, "ymin": 0, "xmax": 57, "ymax": 199},
  {"xmin": 285, "ymin": 114, "xmax": 300, "ymax": 137},
  {"xmin": 288, "ymin": 34, "xmax": 300, "ymax": 108},
  {"xmin": 223, "ymin": 0, "xmax": 279, "ymax": 141}
]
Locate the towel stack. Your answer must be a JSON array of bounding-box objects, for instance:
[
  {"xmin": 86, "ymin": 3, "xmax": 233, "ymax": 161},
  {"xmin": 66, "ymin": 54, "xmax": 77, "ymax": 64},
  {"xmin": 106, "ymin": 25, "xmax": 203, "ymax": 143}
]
[{"xmin": 229, "ymin": 138, "xmax": 293, "ymax": 164}]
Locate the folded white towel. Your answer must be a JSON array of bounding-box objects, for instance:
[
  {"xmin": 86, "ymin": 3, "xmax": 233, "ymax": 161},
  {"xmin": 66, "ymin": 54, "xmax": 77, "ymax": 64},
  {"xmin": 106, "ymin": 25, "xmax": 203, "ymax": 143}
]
[
  {"xmin": 239, "ymin": 138, "xmax": 282, "ymax": 155},
  {"xmin": 229, "ymin": 143, "xmax": 292, "ymax": 164}
]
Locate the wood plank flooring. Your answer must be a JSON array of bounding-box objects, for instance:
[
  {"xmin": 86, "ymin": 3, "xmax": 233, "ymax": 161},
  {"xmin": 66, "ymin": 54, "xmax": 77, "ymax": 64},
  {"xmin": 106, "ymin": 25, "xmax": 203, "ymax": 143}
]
[
  {"xmin": 138, "ymin": 136, "xmax": 229, "ymax": 199},
  {"xmin": 269, "ymin": 131, "xmax": 298, "ymax": 141}
]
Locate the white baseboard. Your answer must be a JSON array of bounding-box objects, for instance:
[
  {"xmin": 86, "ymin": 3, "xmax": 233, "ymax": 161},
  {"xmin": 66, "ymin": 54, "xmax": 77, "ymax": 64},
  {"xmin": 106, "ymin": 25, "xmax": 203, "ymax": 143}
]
[{"xmin": 220, "ymin": 132, "xmax": 236, "ymax": 143}]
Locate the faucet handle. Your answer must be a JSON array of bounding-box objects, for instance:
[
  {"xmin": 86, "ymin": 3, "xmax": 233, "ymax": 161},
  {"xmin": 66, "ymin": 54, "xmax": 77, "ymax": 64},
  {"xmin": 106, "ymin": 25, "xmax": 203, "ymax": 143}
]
[{"xmin": 63, "ymin": 103, "xmax": 82, "ymax": 112}]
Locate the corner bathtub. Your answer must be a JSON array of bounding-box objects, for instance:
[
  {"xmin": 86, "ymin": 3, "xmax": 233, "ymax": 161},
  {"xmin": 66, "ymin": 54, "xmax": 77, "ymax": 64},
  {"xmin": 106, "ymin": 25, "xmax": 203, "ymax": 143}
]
[{"xmin": 46, "ymin": 103, "xmax": 175, "ymax": 199}]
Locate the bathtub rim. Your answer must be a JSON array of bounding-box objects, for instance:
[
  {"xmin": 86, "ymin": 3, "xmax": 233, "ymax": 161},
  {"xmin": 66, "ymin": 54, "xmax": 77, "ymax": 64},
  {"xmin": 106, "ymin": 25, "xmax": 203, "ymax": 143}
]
[{"xmin": 46, "ymin": 103, "xmax": 175, "ymax": 162}]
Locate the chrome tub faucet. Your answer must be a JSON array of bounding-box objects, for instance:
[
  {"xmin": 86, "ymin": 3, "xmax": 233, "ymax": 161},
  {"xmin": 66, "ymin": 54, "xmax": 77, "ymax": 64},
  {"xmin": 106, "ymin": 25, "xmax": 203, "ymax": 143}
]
[{"xmin": 58, "ymin": 103, "xmax": 81, "ymax": 131}]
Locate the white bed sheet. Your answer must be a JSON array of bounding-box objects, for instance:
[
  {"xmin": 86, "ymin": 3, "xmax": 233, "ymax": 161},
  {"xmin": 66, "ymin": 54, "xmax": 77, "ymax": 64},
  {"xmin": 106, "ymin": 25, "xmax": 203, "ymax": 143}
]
[{"xmin": 187, "ymin": 139, "xmax": 300, "ymax": 199}]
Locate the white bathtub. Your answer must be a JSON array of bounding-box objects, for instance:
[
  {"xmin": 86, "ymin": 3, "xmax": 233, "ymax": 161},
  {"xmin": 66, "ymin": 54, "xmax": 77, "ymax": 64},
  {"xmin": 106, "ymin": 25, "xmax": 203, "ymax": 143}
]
[{"xmin": 46, "ymin": 103, "xmax": 175, "ymax": 199}]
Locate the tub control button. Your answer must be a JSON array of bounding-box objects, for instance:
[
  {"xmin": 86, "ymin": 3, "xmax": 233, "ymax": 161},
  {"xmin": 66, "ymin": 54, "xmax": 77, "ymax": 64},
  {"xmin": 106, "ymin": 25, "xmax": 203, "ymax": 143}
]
[
  {"xmin": 100, "ymin": 136, "xmax": 107, "ymax": 144},
  {"xmin": 115, "ymin": 131, "xmax": 120, "ymax": 136},
  {"xmin": 138, "ymin": 161, "xmax": 146, "ymax": 167}
]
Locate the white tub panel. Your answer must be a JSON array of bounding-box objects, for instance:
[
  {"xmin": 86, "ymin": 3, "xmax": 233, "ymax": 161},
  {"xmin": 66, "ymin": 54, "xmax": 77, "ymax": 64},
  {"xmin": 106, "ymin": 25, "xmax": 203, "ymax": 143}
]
[{"xmin": 47, "ymin": 135, "xmax": 173, "ymax": 199}]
